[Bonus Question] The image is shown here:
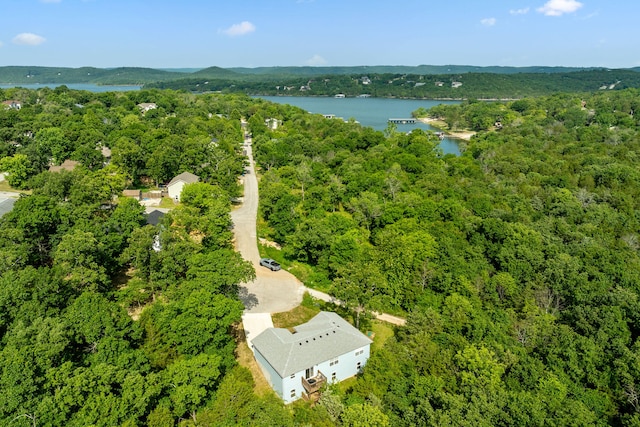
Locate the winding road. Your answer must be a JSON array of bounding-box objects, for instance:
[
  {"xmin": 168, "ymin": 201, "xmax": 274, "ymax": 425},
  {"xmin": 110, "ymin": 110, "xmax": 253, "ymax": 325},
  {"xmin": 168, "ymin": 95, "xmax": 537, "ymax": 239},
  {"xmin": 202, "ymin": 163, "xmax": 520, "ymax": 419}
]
[
  {"xmin": 232, "ymin": 124, "xmax": 405, "ymax": 335},
  {"xmin": 231, "ymin": 131, "xmax": 311, "ymax": 315}
]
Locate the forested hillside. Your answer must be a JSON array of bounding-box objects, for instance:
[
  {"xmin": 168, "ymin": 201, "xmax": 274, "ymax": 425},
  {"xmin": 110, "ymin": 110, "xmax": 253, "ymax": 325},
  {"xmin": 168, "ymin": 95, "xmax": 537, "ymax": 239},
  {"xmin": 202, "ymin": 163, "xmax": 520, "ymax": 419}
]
[
  {"xmin": 0, "ymin": 88, "xmax": 298, "ymax": 425},
  {"xmin": 2, "ymin": 85, "xmax": 640, "ymax": 425},
  {"xmin": 4, "ymin": 65, "xmax": 640, "ymax": 100},
  {"xmin": 248, "ymin": 89, "xmax": 640, "ymax": 425},
  {"xmin": 0, "ymin": 64, "xmax": 600, "ymax": 85},
  {"xmin": 148, "ymin": 69, "xmax": 640, "ymax": 100}
]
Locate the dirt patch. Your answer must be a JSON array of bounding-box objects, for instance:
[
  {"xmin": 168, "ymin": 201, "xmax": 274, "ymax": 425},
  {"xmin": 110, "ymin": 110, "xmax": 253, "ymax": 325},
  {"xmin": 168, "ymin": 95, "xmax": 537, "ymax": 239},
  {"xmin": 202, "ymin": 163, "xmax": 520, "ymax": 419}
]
[
  {"xmin": 259, "ymin": 238, "xmax": 281, "ymax": 250},
  {"xmin": 233, "ymin": 323, "xmax": 272, "ymax": 396},
  {"xmin": 418, "ymin": 117, "xmax": 476, "ymax": 141},
  {"xmin": 128, "ymin": 305, "xmax": 144, "ymax": 321}
]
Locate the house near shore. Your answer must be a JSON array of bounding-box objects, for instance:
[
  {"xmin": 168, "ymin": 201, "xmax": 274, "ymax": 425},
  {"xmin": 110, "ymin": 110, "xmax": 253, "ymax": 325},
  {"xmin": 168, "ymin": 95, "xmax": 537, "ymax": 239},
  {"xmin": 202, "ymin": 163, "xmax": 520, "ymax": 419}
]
[
  {"xmin": 167, "ymin": 172, "xmax": 199, "ymax": 201},
  {"xmin": 2, "ymin": 100, "xmax": 22, "ymax": 110},
  {"xmin": 265, "ymin": 118, "xmax": 282, "ymax": 130},
  {"xmin": 251, "ymin": 311, "xmax": 372, "ymax": 403}
]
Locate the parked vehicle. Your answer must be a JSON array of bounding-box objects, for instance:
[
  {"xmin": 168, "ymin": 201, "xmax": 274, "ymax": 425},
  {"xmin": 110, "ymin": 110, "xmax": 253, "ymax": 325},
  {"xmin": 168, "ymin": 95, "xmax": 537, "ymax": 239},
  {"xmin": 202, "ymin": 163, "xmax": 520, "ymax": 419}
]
[{"xmin": 260, "ymin": 258, "xmax": 281, "ymax": 271}]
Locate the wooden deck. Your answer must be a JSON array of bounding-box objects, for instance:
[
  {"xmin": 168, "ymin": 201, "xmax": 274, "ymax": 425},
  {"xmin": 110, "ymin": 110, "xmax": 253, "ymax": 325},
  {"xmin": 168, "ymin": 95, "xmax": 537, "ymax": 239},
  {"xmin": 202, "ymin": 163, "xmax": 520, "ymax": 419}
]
[{"xmin": 302, "ymin": 371, "xmax": 327, "ymax": 395}]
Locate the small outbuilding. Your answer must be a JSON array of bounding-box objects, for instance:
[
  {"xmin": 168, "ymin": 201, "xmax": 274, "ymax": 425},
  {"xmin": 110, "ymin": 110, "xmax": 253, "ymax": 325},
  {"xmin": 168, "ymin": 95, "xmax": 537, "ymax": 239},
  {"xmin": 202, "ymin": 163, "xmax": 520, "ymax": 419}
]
[
  {"xmin": 122, "ymin": 189, "xmax": 142, "ymax": 201},
  {"xmin": 145, "ymin": 209, "xmax": 166, "ymax": 226},
  {"xmin": 167, "ymin": 172, "xmax": 199, "ymax": 202},
  {"xmin": 251, "ymin": 311, "xmax": 372, "ymax": 403}
]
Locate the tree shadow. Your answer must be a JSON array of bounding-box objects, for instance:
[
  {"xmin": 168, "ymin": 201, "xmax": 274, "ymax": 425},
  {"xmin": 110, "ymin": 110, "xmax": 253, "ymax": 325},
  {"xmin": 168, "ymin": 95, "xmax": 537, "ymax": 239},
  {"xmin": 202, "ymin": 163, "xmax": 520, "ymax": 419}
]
[{"xmin": 239, "ymin": 285, "xmax": 259, "ymax": 310}]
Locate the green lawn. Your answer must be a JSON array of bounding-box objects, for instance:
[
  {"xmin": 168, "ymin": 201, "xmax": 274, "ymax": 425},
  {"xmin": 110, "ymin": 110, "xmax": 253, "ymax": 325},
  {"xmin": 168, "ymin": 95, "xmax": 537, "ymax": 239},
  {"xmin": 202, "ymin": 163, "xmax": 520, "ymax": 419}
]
[
  {"xmin": 0, "ymin": 180, "xmax": 29, "ymax": 195},
  {"xmin": 369, "ymin": 320, "xmax": 394, "ymax": 352}
]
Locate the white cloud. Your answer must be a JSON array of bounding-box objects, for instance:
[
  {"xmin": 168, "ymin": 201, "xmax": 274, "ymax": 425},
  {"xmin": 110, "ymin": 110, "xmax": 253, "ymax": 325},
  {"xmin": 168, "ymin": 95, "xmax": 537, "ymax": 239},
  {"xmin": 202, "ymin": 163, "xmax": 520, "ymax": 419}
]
[
  {"xmin": 220, "ymin": 21, "xmax": 256, "ymax": 37},
  {"xmin": 306, "ymin": 54, "xmax": 327, "ymax": 66},
  {"xmin": 12, "ymin": 33, "xmax": 46, "ymax": 46},
  {"xmin": 510, "ymin": 7, "xmax": 530, "ymax": 15},
  {"xmin": 537, "ymin": 0, "xmax": 583, "ymax": 16},
  {"xmin": 481, "ymin": 17, "xmax": 497, "ymax": 26}
]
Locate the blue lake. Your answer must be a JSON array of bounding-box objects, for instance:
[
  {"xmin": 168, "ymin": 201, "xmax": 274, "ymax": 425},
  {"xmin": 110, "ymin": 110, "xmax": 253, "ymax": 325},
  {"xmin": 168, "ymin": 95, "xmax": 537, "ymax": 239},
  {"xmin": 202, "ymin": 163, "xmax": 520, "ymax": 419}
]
[{"xmin": 258, "ymin": 96, "xmax": 461, "ymax": 155}]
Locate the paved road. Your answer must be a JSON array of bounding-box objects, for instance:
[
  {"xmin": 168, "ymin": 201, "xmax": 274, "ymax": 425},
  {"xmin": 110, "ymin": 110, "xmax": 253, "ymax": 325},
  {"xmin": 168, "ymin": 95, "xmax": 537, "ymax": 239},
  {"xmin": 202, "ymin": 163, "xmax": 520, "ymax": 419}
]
[
  {"xmin": 231, "ymin": 134, "xmax": 307, "ymax": 314},
  {"xmin": 0, "ymin": 191, "xmax": 20, "ymax": 199}
]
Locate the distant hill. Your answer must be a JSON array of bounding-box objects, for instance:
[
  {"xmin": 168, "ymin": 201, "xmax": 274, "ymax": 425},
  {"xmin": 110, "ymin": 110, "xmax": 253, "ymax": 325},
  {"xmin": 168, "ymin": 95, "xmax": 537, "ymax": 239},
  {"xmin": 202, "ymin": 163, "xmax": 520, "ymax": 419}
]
[
  {"xmin": 146, "ymin": 68, "xmax": 640, "ymax": 99},
  {"xmin": 189, "ymin": 66, "xmax": 242, "ymax": 78},
  {"xmin": 2, "ymin": 65, "xmax": 639, "ymax": 99},
  {"xmin": 0, "ymin": 66, "xmax": 184, "ymax": 85},
  {"xmin": 227, "ymin": 65, "xmax": 597, "ymax": 76},
  {"xmin": 0, "ymin": 64, "xmax": 615, "ymax": 85}
]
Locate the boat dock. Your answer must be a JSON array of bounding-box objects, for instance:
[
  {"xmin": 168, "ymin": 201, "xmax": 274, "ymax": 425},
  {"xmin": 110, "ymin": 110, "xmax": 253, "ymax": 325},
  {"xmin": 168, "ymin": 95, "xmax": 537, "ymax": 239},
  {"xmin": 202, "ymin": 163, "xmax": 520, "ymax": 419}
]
[{"xmin": 388, "ymin": 118, "xmax": 416, "ymax": 124}]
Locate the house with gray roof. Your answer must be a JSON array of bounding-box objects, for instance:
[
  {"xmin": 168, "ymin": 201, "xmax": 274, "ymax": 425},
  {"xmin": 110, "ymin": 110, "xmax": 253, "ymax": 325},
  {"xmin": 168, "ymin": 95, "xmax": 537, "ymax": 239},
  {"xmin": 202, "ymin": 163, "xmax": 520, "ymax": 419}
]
[
  {"xmin": 251, "ymin": 311, "xmax": 372, "ymax": 403},
  {"xmin": 167, "ymin": 172, "xmax": 199, "ymax": 202}
]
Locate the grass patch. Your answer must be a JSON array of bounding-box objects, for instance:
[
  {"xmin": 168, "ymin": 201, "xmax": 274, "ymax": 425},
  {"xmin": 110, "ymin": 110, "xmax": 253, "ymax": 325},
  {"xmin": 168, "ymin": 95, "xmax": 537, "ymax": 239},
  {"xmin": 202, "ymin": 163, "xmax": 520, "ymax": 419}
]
[
  {"xmin": 336, "ymin": 376, "xmax": 358, "ymax": 394},
  {"xmin": 158, "ymin": 197, "xmax": 177, "ymax": 209},
  {"xmin": 234, "ymin": 323, "xmax": 273, "ymax": 396},
  {"xmin": 287, "ymin": 263, "xmax": 332, "ymax": 292},
  {"xmin": 369, "ymin": 320, "xmax": 394, "ymax": 352},
  {"xmin": 256, "ymin": 216, "xmax": 273, "ymax": 241},
  {"xmin": 272, "ymin": 302, "xmax": 320, "ymax": 329},
  {"xmin": 0, "ymin": 180, "xmax": 29, "ymax": 194}
]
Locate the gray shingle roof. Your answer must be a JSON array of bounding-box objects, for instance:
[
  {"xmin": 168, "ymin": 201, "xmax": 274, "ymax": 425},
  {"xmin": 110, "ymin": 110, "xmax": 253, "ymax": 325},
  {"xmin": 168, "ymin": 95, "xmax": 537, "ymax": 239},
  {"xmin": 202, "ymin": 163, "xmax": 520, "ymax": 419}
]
[
  {"xmin": 145, "ymin": 209, "xmax": 166, "ymax": 226},
  {"xmin": 168, "ymin": 172, "xmax": 199, "ymax": 186},
  {"xmin": 252, "ymin": 311, "xmax": 372, "ymax": 377},
  {"xmin": 0, "ymin": 198, "xmax": 16, "ymax": 218}
]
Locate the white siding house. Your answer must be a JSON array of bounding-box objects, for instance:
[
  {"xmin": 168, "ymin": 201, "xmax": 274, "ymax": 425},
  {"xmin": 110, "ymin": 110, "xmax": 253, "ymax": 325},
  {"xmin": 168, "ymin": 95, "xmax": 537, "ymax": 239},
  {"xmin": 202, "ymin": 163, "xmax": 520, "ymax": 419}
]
[
  {"xmin": 251, "ymin": 311, "xmax": 372, "ymax": 403},
  {"xmin": 167, "ymin": 172, "xmax": 199, "ymax": 201}
]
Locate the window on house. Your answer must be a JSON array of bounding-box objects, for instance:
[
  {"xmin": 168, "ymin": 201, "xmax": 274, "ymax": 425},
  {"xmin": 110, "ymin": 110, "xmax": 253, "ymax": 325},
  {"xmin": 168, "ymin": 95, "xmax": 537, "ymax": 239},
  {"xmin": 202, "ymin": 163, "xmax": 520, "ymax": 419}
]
[
  {"xmin": 330, "ymin": 358, "xmax": 339, "ymax": 366},
  {"xmin": 290, "ymin": 389, "xmax": 296, "ymax": 398},
  {"xmin": 355, "ymin": 349, "xmax": 364, "ymax": 356},
  {"xmin": 290, "ymin": 374, "xmax": 295, "ymax": 379}
]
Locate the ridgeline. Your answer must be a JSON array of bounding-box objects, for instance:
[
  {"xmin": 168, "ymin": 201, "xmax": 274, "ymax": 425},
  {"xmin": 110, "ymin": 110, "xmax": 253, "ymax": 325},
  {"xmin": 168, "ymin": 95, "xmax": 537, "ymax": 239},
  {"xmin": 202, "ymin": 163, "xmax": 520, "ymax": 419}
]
[{"xmin": 2, "ymin": 65, "xmax": 640, "ymax": 99}]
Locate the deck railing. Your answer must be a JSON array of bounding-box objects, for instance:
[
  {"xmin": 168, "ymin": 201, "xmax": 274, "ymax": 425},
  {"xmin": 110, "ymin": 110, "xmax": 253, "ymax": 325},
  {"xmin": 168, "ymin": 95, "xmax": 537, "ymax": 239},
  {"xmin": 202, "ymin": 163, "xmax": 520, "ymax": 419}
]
[{"xmin": 301, "ymin": 371, "xmax": 327, "ymax": 394}]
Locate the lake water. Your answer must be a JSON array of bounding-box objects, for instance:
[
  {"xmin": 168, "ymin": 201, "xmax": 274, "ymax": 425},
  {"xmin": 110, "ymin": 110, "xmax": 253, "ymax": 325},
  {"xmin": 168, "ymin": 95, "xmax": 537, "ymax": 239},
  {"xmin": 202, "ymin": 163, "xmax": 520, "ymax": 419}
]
[
  {"xmin": 0, "ymin": 83, "xmax": 460, "ymax": 153},
  {"xmin": 258, "ymin": 96, "xmax": 461, "ymax": 155},
  {"xmin": 0, "ymin": 83, "xmax": 142, "ymax": 92}
]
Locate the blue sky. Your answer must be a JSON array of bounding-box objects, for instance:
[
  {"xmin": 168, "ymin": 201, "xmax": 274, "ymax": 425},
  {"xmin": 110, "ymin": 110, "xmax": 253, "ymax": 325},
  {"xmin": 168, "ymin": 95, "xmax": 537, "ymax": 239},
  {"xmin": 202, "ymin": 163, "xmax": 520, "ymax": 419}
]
[{"xmin": 0, "ymin": 0, "xmax": 637, "ymax": 69}]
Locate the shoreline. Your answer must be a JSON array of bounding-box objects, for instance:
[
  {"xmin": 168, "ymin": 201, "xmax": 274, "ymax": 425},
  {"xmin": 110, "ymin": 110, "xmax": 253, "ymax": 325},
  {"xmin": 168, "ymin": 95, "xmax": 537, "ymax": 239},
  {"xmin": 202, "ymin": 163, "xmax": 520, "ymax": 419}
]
[{"xmin": 418, "ymin": 117, "xmax": 476, "ymax": 141}]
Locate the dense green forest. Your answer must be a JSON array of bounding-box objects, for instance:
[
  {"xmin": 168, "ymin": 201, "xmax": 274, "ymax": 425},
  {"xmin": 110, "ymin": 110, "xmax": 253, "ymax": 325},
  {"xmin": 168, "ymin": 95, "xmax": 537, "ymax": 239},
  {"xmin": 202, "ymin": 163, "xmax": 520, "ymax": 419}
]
[
  {"xmin": 247, "ymin": 88, "xmax": 640, "ymax": 425},
  {"xmin": 2, "ymin": 85, "xmax": 640, "ymax": 425},
  {"xmin": 0, "ymin": 88, "xmax": 299, "ymax": 426}
]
